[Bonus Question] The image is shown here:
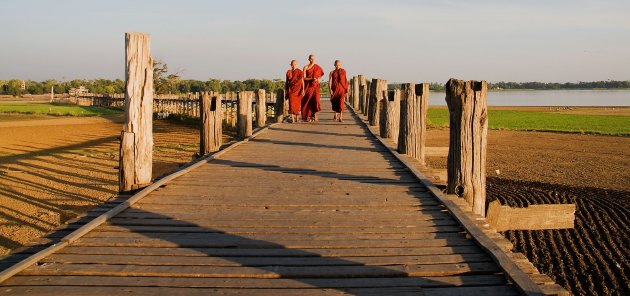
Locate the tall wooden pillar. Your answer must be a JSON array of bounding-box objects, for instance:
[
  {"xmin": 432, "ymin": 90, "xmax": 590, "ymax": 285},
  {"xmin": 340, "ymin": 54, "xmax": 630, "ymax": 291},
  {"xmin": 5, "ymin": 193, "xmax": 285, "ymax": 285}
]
[
  {"xmin": 120, "ymin": 32, "xmax": 153, "ymax": 193},
  {"xmin": 380, "ymin": 89, "xmax": 401, "ymax": 142},
  {"xmin": 256, "ymin": 89, "xmax": 266, "ymax": 127},
  {"xmin": 274, "ymin": 89, "xmax": 285, "ymax": 123},
  {"xmin": 200, "ymin": 92, "xmax": 223, "ymax": 155},
  {"xmin": 445, "ymin": 79, "xmax": 488, "ymax": 216},
  {"xmin": 398, "ymin": 83, "xmax": 429, "ymax": 165},
  {"xmin": 363, "ymin": 79, "xmax": 372, "ymax": 116},
  {"xmin": 237, "ymin": 91, "xmax": 253, "ymax": 138},
  {"xmin": 352, "ymin": 76, "xmax": 360, "ymax": 110},
  {"xmin": 358, "ymin": 75, "xmax": 367, "ymax": 114},
  {"xmin": 368, "ymin": 79, "xmax": 387, "ymax": 127}
]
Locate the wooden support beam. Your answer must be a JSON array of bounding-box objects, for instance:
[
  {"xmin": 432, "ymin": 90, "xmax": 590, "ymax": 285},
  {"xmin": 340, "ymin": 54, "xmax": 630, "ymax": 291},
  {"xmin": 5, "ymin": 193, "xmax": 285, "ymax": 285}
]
[
  {"xmin": 368, "ymin": 79, "xmax": 387, "ymax": 127},
  {"xmin": 237, "ymin": 91, "xmax": 254, "ymax": 138},
  {"xmin": 200, "ymin": 92, "xmax": 222, "ymax": 155},
  {"xmin": 363, "ymin": 79, "xmax": 371, "ymax": 116},
  {"xmin": 486, "ymin": 201, "xmax": 576, "ymax": 232},
  {"xmin": 380, "ymin": 89, "xmax": 400, "ymax": 142},
  {"xmin": 398, "ymin": 83, "xmax": 429, "ymax": 165},
  {"xmin": 119, "ymin": 32, "xmax": 153, "ymax": 193},
  {"xmin": 445, "ymin": 79, "xmax": 488, "ymax": 216},
  {"xmin": 358, "ymin": 75, "xmax": 368, "ymax": 115},
  {"xmin": 256, "ymin": 89, "xmax": 266, "ymax": 127},
  {"xmin": 274, "ymin": 89, "xmax": 285, "ymax": 123},
  {"xmin": 352, "ymin": 76, "xmax": 360, "ymax": 110}
]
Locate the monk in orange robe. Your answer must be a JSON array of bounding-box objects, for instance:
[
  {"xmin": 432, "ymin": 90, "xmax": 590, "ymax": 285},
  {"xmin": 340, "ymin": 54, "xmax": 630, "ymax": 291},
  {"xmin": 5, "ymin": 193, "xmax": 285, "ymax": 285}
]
[
  {"xmin": 285, "ymin": 60, "xmax": 304, "ymax": 123},
  {"xmin": 302, "ymin": 54, "xmax": 324, "ymax": 122},
  {"xmin": 328, "ymin": 60, "xmax": 349, "ymax": 122}
]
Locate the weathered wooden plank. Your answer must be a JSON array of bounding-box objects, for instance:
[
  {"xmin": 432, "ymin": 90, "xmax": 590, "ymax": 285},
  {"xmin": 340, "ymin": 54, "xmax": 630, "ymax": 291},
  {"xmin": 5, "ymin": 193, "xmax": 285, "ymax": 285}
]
[
  {"xmin": 57, "ymin": 246, "xmax": 485, "ymax": 257},
  {"xmin": 21, "ymin": 262, "xmax": 500, "ymax": 277},
  {"xmin": 0, "ymin": 286, "xmax": 494, "ymax": 296},
  {"xmin": 86, "ymin": 211, "xmax": 453, "ymax": 221},
  {"xmin": 61, "ymin": 225, "xmax": 464, "ymax": 235},
  {"xmin": 129, "ymin": 204, "xmax": 437, "ymax": 210},
  {"xmin": 43, "ymin": 253, "xmax": 491, "ymax": 266},
  {"xmin": 103, "ymin": 217, "xmax": 460, "ymax": 228},
  {"xmin": 79, "ymin": 232, "xmax": 466, "ymax": 242},
  {"xmin": 486, "ymin": 200, "xmax": 576, "ymax": 231},
  {"xmin": 4, "ymin": 274, "xmax": 507, "ymax": 288},
  {"xmin": 71, "ymin": 237, "xmax": 475, "ymax": 248}
]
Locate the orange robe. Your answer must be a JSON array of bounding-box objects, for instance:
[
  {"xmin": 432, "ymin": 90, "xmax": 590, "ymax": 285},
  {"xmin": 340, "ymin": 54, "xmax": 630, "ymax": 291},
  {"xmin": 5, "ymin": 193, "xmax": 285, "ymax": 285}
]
[
  {"xmin": 302, "ymin": 64, "xmax": 324, "ymax": 120},
  {"xmin": 330, "ymin": 68, "xmax": 348, "ymax": 113},
  {"xmin": 285, "ymin": 68, "xmax": 303, "ymax": 115}
]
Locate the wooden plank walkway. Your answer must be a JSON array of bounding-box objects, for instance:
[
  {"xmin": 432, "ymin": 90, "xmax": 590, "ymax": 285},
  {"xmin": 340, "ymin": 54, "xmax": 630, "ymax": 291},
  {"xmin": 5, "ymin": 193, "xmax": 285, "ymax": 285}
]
[{"xmin": 0, "ymin": 104, "xmax": 522, "ymax": 295}]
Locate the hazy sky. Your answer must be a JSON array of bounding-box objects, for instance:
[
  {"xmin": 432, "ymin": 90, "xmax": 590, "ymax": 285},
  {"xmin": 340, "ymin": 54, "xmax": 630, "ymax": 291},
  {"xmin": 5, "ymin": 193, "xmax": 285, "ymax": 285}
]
[{"xmin": 1, "ymin": 0, "xmax": 629, "ymax": 83}]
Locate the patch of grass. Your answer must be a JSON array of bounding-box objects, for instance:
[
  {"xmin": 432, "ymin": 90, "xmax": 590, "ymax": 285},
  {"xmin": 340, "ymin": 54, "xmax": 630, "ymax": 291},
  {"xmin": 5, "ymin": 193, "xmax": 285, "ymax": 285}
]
[
  {"xmin": 0, "ymin": 102, "xmax": 122, "ymax": 117},
  {"xmin": 428, "ymin": 108, "xmax": 630, "ymax": 136}
]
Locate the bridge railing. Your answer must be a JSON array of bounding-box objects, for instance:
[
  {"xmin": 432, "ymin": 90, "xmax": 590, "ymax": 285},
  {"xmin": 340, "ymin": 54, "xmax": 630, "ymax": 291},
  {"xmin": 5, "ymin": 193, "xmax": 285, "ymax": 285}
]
[{"xmin": 69, "ymin": 91, "xmax": 286, "ymax": 128}]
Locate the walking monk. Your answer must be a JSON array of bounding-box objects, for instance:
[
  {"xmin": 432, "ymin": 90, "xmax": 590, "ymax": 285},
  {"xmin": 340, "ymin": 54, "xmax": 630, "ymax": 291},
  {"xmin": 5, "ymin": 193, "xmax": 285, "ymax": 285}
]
[
  {"xmin": 328, "ymin": 60, "xmax": 348, "ymax": 122},
  {"xmin": 285, "ymin": 60, "xmax": 304, "ymax": 123},
  {"xmin": 302, "ymin": 54, "xmax": 324, "ymax": 122}
]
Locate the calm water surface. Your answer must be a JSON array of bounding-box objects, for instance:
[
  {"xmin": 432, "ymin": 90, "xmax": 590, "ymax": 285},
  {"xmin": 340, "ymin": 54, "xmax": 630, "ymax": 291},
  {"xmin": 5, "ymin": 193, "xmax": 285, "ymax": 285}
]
[{"xmin": 428, "ymin": 89, "xmax": 630, "ymax": 106}]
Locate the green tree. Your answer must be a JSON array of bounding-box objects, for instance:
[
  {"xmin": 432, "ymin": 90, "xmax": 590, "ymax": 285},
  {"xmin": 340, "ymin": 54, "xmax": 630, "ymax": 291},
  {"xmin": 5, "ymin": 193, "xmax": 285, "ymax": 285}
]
[{"xmin": 7, "ymin": 80, "xmax": 24, "ymax": 97}]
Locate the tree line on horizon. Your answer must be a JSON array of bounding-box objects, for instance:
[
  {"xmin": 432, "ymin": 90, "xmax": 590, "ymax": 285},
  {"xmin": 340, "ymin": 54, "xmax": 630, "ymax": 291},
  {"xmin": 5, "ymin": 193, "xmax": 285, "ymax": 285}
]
[
  {"xmin": 1, "ymin": 60, "xmax": 628, "ymax": 97},
  {"xmin": 4, "ymin": 78, "xmax": 628, "ymax": 97}
]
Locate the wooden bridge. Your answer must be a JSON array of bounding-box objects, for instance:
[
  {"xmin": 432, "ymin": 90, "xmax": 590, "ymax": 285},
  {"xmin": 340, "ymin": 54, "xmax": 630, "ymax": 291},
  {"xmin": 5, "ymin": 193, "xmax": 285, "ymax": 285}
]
[
  {"xmin": 0, "ymin": 104, "xmax": 561, "ymax": 295},
  {"xmin": 0, "ymin": 32, "xmax": 568, "ymax": 295}
]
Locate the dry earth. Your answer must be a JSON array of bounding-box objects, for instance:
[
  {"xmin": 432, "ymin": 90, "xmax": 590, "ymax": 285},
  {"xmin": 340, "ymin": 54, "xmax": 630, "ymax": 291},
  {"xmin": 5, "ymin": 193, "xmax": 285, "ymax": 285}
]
[
  {"xmin": 426, "ymin": 128, "xmax": 630, "ymax": 296},
  {"xmin": 0, "ymin": 114, "xmax": 212, "ymax": 255}
]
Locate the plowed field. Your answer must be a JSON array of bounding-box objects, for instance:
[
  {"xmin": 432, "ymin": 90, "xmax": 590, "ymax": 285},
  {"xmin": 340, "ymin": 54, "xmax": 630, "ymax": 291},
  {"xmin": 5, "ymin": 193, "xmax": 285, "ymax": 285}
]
[{"xmin": 427, "ymin": 128, "xmax": 630, "ymax": 296}]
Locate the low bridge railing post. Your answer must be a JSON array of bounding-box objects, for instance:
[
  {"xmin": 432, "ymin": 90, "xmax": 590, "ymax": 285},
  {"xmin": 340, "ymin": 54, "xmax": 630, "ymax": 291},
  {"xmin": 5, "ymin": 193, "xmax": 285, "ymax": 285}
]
[
  {"xmin": 237, "ymin": 91, "xmax": 254, "ymax": 138},
  {"xmin": 445, "ymin": 78, "xmax": 488, "ymax": 216},
  {"xmin": 200, "ymin": 91, "xmax": 222, "ymax": 155},
  {"xmin": 397, "ymin": 83, "xmax": 429, "ymax": 165}
]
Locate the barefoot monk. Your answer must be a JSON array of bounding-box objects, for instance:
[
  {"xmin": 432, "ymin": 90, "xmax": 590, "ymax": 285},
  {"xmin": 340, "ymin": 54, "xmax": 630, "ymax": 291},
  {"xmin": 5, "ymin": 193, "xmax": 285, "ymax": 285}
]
[
  {"xmin": 301, "ymin": 54, "xmax": 324, "ymax": 122},
  {"xmin": 285, "ymin": 60, "xmax": 304, "ymax": 123},
  {"xmin": 328, "ymin": 60, "xmax": 348, "ymax": 122}
]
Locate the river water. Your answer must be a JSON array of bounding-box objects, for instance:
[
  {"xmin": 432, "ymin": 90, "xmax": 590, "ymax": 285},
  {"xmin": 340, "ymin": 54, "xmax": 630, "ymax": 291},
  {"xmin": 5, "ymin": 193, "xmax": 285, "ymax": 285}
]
[{"xmin": 428, "ymin": 89, "xmax": 630, "ymax": 106}]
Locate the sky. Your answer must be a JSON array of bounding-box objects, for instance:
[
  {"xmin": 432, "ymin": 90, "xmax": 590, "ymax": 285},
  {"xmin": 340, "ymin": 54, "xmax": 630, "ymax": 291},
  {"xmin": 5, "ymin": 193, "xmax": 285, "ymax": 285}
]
[{"xmin": 1, "ymin": 0, "xmax": 629, "ymax": 83}]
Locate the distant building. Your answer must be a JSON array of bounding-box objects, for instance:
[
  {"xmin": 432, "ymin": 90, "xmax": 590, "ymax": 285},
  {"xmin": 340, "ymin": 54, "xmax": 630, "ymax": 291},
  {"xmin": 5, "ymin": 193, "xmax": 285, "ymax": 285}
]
[
  {"xmin": 20, "ymin": 80, "xmax": 25, "ymax": 90},
  {"xmin": 69, "ymin": 86, "xmax": 89, "ymax": 96}
]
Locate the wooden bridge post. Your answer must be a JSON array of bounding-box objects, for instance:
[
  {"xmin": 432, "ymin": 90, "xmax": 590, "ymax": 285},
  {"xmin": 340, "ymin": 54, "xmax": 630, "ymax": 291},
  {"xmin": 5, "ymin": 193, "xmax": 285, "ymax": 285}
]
[
  {"xmin": 237, "ymin": 91, "xmax": 253, "ymax": 138},
  {"xmin": 358, "ymin": 75, "xmax": 367, "ymax": 115},
  {"xmin": 363, "ymin": 79, "xmax": 372, "ymax": 116},
  {"xmin": 256, "ymin": 89, "xmax": 266, "ymax": 127},
  {"xmin": 352, "ymin": 76, "xmax": 360, "ymax": 110},
  {"xmin": 368, "ymin": 79, "xmax": 387, "ymax": 126},
  {"xmin": 445, "ymin": 78, "xmax": 488, "ymax": 216},
  {"xmin": 397, "ymin": 83, "xmax": 429, "ymax": 165},
  {"xmin": 200, "ymin": 91, "xmax": 222, "ymax": 155},
  {"xmin": 119, "ymin": 32, "xmax": 153, "ymax": 193},
  {"xmin": 380, "ymin": 89, "xmax": 401, "ymax": 142},
  {"xmin": 274, "ymin": 89, "xmax": 285, "ymax": 123}
]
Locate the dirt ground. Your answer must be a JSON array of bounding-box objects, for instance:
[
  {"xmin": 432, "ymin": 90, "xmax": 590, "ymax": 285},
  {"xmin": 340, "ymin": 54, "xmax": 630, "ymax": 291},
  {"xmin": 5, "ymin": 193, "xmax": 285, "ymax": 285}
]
[
  {"xmin": 426, "ymin": 128, "xmax": 630, "ymax": 296},
  {"xmin": 0, "ymin": 114, "xmax": 209, "ymax": 255}
]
